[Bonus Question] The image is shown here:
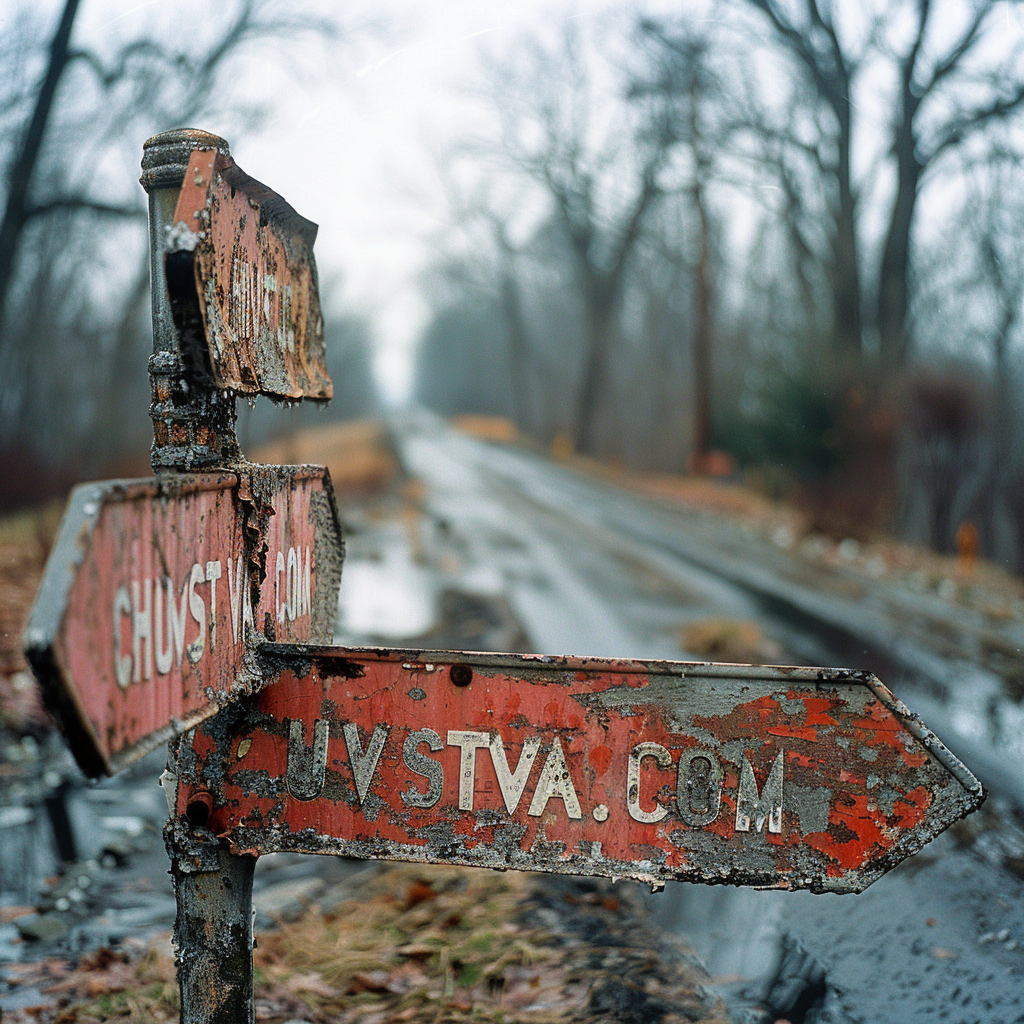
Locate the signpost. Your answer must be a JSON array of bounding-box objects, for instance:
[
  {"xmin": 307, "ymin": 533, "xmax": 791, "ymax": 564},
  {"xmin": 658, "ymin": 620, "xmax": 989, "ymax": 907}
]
[
  {"xmin": 24, "ymin": 129, "xmax": 985, "ymax": 1024},
  {"xmin": 167, "ymin": 147, "xmax": 332, "ymax": 401}
]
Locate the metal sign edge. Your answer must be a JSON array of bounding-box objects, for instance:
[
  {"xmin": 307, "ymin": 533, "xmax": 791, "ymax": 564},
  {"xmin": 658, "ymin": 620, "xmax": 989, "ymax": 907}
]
[
  {"xmin": 23, "ymin": 475, "xmax": 240, "ymax": 775},
  {"xmin": 863, "ymin": 674, "xmax": 985, "ymax": 801},
  {"xmin": 24, "ymin": 481, "xmax": 113, "ymax": 775}
]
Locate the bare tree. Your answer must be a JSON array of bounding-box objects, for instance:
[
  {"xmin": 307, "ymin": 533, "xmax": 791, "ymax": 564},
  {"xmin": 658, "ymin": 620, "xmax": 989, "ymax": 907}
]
[
  {"xmin": 0, "ymin": 0, "xmax": 93, "ymax": 339},
  {"xmin": 423, "ymin": 172, "xmax": 540, "ymax": 434},
  {"xmin": 915, "ymin": 160, "xmax": 1024, "ymax": 554},
  {"xmin": 738, "ymin": 0, "xmax": 1024, "ymax": 367},
  {"xmin": 902, "ymin": 371, "xmax": 988, "ymax": 552},
  {"xmin": 632, "ymin": 25, "xmax": 721, "ymax": 469},
  {"xmin": 738, "ymin": 0, "xmax": 865, "ymax": 357},
  {"xmin": 0, "ymin": 0, "xmax": 335, "ymax": 342},
  {"xmin": 0, "ymin": 0, "xmax": 339, "ymax": 493},
  {"xmin": 480, "ymin": 18, "xmax": 678, "ymax": 454},
  {"xmin": 877, "ymin": 1, "xmax": 1024, "ymax": 365}
]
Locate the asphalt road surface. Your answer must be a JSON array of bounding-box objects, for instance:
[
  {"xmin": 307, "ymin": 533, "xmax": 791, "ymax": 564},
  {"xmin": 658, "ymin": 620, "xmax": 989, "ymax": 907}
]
[{"xmin": 333, "ymin": 411, "xmax": 1024, "ymax": 1024}]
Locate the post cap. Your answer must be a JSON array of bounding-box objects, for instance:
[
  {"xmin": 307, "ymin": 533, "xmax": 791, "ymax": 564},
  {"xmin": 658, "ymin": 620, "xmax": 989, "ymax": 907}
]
[{"xmin": 140, "ymin": 129, "xmax": 230, "ymax": 192}]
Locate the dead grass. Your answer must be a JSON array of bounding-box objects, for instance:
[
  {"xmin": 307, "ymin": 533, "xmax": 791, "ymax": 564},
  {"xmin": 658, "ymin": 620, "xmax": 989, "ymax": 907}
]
[
  {"xmin": 251, "ymin": 865, "xmax": 729, "ymax": 1023},
  {"xmin": 679, "ymin": 618, "xmax": 784, "ymax": 665},
  {"xmin": 0, "ymin": 501, "xmax": 63, "ymax": 731},
  {"xmin": 5, "ymin": 865, "xmax": 730, "ymax": 1024},
  {"xmin": 0, "ymin": 942, "xmax": 179, "ymax": 1023},
  {"xmin": 252, "ymin": 865, "xmax": 561, "ymax": 1023},
  {"xmin": 451, "ymin": 415, "xmax": 520, "ymax": 444},
  {"xmin": 251, "ymin": 418, "xmax": 400, "ymax": 497}
]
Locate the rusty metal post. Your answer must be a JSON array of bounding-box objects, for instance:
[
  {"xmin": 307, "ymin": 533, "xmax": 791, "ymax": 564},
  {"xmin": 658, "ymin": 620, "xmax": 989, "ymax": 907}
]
[
  {"xmin": 166, "ymin": 815, "xmax": 256, "ymax": 1024},
  {"xmin": 142, "ymin": 130, "xmax": 253, "ymax": 1024},
  {"xmin": 140, "ymin": 129, "xmax": 241, "ymax": 472}
]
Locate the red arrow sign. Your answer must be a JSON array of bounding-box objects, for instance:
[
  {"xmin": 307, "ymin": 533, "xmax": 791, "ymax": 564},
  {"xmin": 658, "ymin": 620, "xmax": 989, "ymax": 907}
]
[
  {"xmin": 177, "ymin": 646, "xmax": 983, "ymax": 894},
  {"xmin": 167, "ymin": 148, "xmax": 331, "ymax": 401},
  {"xmin": 24, "ymin": 469, "xmax": 343, "ymax": 776}
]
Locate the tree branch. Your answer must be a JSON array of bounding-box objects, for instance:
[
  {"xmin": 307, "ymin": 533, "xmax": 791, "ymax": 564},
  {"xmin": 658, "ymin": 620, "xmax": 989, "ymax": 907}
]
[
  {"xmin": 919, "ymin": 1, "xmax": 990, "ymax": 98},
  {"xmin": 747, "ymin": 0, "xmax": 840, "ymax": 103},
  {"xmin": 926, "ymin": 83, "xmax": 1024, "ymax": 163},
  {"xmin": 902, "ymin": 0, "xmax": 931, "ymax": 101},
  {"xmin": 23, "ymin": 198, "xmax": 143, "ymax": 222}
]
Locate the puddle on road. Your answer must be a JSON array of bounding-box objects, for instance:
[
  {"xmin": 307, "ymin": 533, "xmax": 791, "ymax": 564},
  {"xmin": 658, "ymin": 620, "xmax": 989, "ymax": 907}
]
[
  {"xmin": 647, "ymin": 882, "xmax": 786, "ymax": 984},
  {"xmin": 335, "ymin": 506, "xmax": 514, "ymax": 648},
  {"xmin": 337, "ymin": 526, "xmax": 439, "ymax": 640}
]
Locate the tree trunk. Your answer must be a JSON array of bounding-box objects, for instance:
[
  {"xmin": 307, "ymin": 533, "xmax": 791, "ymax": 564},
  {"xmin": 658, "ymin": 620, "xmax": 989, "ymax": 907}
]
[
  {"xmin": 830, "ymin": 101, "xmax": 862, "ymax": 358},
  {"xmin": 691, "ymin": 179, "xmax": 712, "ymax": 470},
  {"xmin": 86, "ymin": 270, "xmax": 150, "ymax": 471},
  {"xmin": 0, "ymin": 0, "xmax": 81, "ymax": 342},
  {"xmin": 875, "ymin": 131, "xmax": 922, "ymax": 368},
  {"xmin": 975, "ymin": 283, "xmax": 1017, "ymax": 554},
  {"xmin": 498, "ymin": 269, "xmax": 534, "ymax": 435},
  {"xmin": 575, "ymin": 290, "xmax": 616, "ymax": 456}
]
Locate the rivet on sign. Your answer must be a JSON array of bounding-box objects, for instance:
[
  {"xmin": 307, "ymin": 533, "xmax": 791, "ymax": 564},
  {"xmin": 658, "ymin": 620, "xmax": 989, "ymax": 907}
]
[
  {"xmin": 237, "ymin": 738, "xmax": 252, "ymax": 759},
  {"xmin": 185, "ymin": 789, "xmax": 213, "ymax": 827},
  {"xmin": 593, "ymin": 804, "xmax": 609, "ymax": 822},
  {"xmin": 450, "ymin": 664, "xmax": 473, "ymax": 687}
]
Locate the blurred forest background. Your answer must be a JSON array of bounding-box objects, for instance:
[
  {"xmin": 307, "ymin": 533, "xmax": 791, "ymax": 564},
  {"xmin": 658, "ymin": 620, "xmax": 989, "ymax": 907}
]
[{"xmin": 2, "ymin": 0, "xmax": 1024, "ymax": 567}]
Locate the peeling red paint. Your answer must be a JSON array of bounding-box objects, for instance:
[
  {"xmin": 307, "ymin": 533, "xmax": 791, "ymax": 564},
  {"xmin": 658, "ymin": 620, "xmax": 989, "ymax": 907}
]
[
  {"xmin": 589, "ymin": 744, "xmax": 613, "ymax": 775},
  {"xmin": 170, "ymin": 150, "xmax": 331, "ymax": 401},
  {"xmin": 173, "ymin": 650, "xmax": 984, "ymax": 894},
  {"xmin": 795, "ymin": 693, "xmax": 841, "ymax": 727},
  {"xmin": 805, "ymin": 794, "xmax": 890, "ymax": 871},
  {"xmin": 768, "ymin": 724, "xmax": 818, "ymax": 741}
]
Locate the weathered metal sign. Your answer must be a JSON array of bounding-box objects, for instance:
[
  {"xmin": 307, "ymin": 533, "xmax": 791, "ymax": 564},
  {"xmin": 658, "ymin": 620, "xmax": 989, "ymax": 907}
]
[
  {"xmin": 166, "ymin": 147, "xmax": 332, "ymax": 401},
  {"xmin": 24, "ymin": 469, "xmax": 343, "ymax": 777},
  {"xmin": 177, "ymin": 646, "xmax": 983, "ymax": 894}
]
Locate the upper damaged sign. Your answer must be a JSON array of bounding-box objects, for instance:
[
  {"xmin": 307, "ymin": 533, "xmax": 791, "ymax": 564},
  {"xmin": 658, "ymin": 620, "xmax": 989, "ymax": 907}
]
[
  {"xmin": 24, "ymin": 469, "xmax": 344, "ymax": 777},
  {"xmin": 177, "ymin": 647, "xmax": 984, "ymax": 894},
  {"xmin": 166, "ymin": 148, "xmax": 332, "ymax": 401}
]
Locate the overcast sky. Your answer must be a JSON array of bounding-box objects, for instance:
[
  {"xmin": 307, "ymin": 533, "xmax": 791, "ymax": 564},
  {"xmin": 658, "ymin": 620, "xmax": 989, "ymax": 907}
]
[
  {"xmin": 231, "ymin": 0, "xmax": 683, "ymax": 401},
  {"xmin": 140, "ymin": 0, "xmax": 665, "ymax": 401},
  {"xmin": 24, "ymin": 0, "xmax": 1022, "ymax": 401}
]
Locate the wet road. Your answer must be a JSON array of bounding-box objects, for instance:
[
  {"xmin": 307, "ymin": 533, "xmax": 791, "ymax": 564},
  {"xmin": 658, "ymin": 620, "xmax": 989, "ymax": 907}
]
[{"xmin": 344, "ymin": 411, "xmax": 1024, "ymax": 1024}]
